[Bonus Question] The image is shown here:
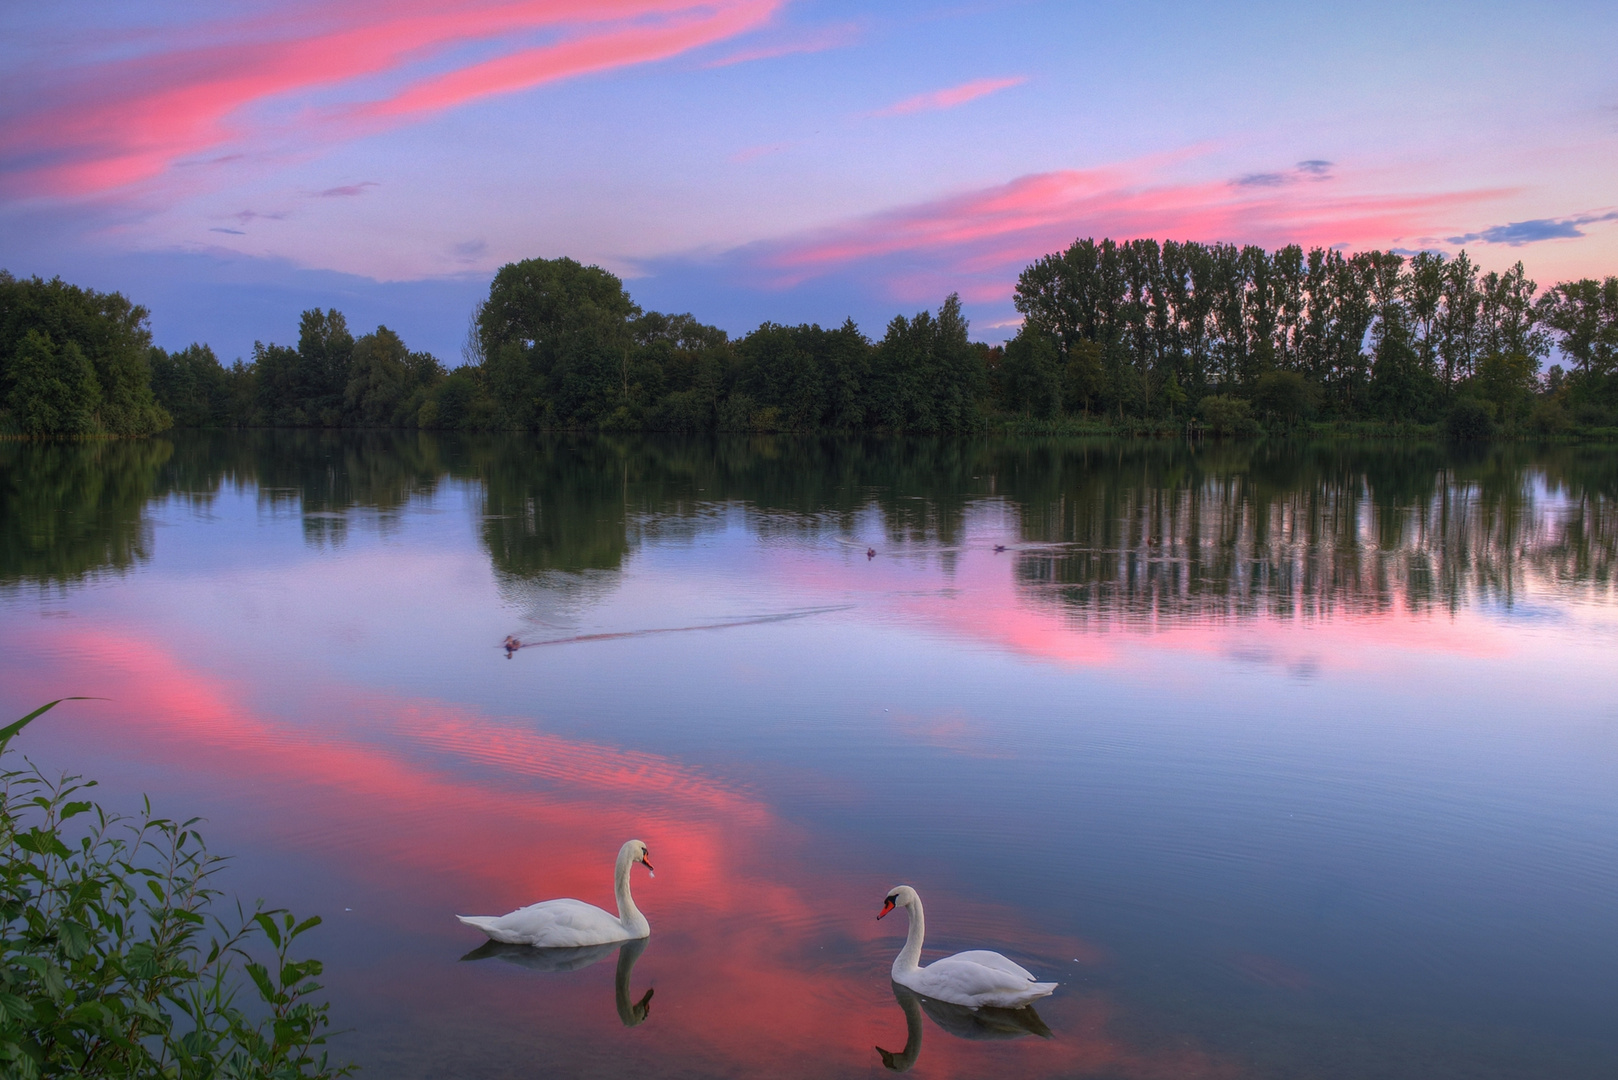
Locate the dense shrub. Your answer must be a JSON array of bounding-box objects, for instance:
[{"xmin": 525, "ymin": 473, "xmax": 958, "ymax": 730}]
[
  {"xmin": 1529, "ymin": 398, "xmax": 1569, "ymax": 436},
  {"xmin": 0, "ymin": 701, "xmax": 350, "ymax": 1079},
  {"xmin": 1198, "ymin": 394, "xmax": 1258, "ymax": 437},
  {"xmin": 1444, "ymin": 397, "xmax": 1497, "ymax": 441}
]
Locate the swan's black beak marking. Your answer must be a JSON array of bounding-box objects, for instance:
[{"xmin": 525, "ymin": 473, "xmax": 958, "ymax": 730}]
[{"xmin": 878, "ymin": 897, "xmax": 896, "ymax": 920}]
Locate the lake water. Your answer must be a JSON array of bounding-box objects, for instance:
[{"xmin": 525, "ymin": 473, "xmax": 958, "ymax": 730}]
[{"xmin": 3, "ymin": 432, "xmax": 1616, "ymax": 1079}]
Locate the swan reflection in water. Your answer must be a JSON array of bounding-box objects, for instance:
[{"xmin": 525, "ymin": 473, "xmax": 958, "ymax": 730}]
[
  {"xmin": 460, "ymin": 935, "xmax": 655, "ymax": 1027},
  {"xmin": 876, "ymin": 981, "xmax": 1051, "ymax": 1071}
]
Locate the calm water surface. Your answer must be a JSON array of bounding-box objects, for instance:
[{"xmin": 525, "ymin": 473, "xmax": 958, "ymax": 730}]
[{"xmin": 3, "ymin": 433, "xmax": 1617, "ymax": 1078}]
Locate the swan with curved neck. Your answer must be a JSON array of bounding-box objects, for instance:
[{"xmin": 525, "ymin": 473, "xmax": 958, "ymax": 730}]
[
  {"xmin": 458, "ymin": 840, "xmax": 653, "ymax": 947},
  {"xmin": 877, "ymin": 885, "xmax": 1056, "ymax": 1010}
]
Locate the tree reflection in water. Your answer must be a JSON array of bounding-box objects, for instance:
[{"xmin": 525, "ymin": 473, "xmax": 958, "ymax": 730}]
[{"xmin": 2, "ymin": 433, "xmax": 1613, "ymax": 619}]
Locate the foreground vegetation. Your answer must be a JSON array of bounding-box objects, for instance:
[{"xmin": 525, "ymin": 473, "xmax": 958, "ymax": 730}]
[
  {"xmin": 0, "ymin": 700, "xmax": 348, "ymax": 1079},
  {"xmin": 3, "ymin": 240, "xmax": 1616, "ymax": 439}
]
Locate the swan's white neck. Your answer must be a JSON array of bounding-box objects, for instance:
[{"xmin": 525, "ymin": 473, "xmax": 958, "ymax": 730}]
[
  {"xmin": 613, "ymin": 843, "xmax": 648, "ymax": 937},
  {"xmin": 892, "ymin": 893, "xmax": 925, "ymax": 978}
]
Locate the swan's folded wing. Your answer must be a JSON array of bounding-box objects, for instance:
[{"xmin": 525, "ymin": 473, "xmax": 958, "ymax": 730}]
[
  {"xmin": 927, "ymin": 956, "xmax": 1045, "ymax": 1000},
  {"xmin": 486, "ymin": 899, "xmax": 624, "ymax": 947},
  {"xmin": 946, "ymin": 950, "xmax": 1038, "ymax": 983}
]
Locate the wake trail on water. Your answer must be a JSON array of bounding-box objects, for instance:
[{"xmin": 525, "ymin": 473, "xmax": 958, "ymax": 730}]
[{"xmin": 504, "ymin": 605, "xmax": 853, "ymax": 650}]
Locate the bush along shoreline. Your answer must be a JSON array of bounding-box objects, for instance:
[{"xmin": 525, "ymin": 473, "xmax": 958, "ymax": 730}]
[
  {"xmin": 3, "ymin": 242, "xmax": 1616, "ymax": 440},
  {"xmin": 0, "ymin": 700, "xmax": 350, "ymax": 1080}
]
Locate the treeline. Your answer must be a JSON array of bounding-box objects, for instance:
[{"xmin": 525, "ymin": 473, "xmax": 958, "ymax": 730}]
[
  {"xmin": 3, "ymin": 244, "xmax": 1616, "ymax": 438},
  {"xmin": 1008, "ymin": 240, "xmax": 1618, "ymax": 435},
  {"xmin": 145, "ymin": 261, "xmax": 988, "ymax": 435}
]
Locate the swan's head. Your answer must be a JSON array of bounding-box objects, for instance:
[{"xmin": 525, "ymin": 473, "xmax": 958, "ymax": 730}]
[
  {"xmin": 877, "ymin": 885, "xmax": 917, "ymax": 920},
  {"xmin": 624, "ymin": 839, "xmax": 654, "ymax": 875}
]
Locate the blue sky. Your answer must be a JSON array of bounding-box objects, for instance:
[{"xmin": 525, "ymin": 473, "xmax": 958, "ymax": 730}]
[{"xmin": 3, "ymin": 0, "xmax": 1615, "ymax": 361}]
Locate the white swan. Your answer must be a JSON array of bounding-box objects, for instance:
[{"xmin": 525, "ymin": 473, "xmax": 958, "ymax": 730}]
[
  {"xmin": 877, "ymin": 885, "xmax": 1056, "ymax": 1009},
  {"xmin": 457, "ymin": 840, "xmax": 653, "ymax": 947}
]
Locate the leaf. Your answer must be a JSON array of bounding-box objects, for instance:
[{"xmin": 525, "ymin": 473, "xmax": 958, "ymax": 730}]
[
  {"xmin": 0, "ymin": 699, "xmax": 101, "ymax": 750},
  {"xmin": 253, "ymin": 912, "xmax": 282, "ymax": 949},
  {"xmin": 245, "ymin": 961, "xmax": 275, "ymax": 1001}
]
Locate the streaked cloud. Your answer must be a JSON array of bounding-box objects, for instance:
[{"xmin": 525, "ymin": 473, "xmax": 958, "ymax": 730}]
[
  {"xmin": 730, "ymin": 142, "xmax": 793, "ymax": 163},
  {"xmin": 318, "ymin": 181, "xmax": 379, "ymax": 197},
  {"xmin": 1233, "ymin": 159, "xmax": 1334, "ymax": 187},
  {"xmin": 1447, "ymin": 210, "xmax": 1618, "ymax": 246},
  {"xmin": 875, "ymin": 75, "xmax": 1026, "ymax": 117},
  {"xmin": 745, "ymin": 160, "xmax": 1503, "ymax": 304},
  {"xmin": 0, "ymin": 0, "xmax": 781, "ymax": 199},
  {"xmin": 703, "ymin": 21, "xmax": 861, "ymax": 67}
]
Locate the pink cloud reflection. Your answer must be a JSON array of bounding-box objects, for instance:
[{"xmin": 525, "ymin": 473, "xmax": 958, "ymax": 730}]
[
  {"xmin": 0, "ymin": 624, "xmax": 1234, "ymax": 1080},
  {"xmin": 2, "ymin": 0, "xmax": 780, "ymax": 198}
]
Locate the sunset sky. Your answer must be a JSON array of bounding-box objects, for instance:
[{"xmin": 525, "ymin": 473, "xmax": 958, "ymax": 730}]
[{"xmin": 3, "ymin": 0, "xmax": 1615, "ymax": 362}]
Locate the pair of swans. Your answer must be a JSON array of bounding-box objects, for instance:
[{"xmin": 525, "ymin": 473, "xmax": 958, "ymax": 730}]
[{"xmin": 456, "ymin": 841, "xmax": 1055, "ymax": 1011}]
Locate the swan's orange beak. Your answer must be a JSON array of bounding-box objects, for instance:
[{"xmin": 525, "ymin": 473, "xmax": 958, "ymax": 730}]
[
  {"xmin": 641, "ymin": 856, "xmax": 655, "ymax": 874},
  {"xmin": 877, "ymin": 897, "xmax": 895, "ymax": 920}
]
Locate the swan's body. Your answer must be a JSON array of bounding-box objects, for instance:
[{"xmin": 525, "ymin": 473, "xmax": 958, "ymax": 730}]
[
  {"xmin": 877, "ymin": 885, "xmax": 1056, "ymax": 1010},
  {"xmin": 458, "ymin": 840, "xmax": 652, "ymax": 947}
]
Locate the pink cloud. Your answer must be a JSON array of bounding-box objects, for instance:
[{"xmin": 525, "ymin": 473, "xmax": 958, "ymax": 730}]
[
  {"xmin": 736, "ymin": 159, "xmax": 1511, "ymax": 303},
  {"xmin": 875, "ymin": 76, "xmax": 1026, "ymax": 117},
  {"xmin": 703, "ymin": 21, "xmax": 862, "ymax": 67},
  {"xmin": 1, "ymin": 0, "xmax": 780, "ymax": 198}
]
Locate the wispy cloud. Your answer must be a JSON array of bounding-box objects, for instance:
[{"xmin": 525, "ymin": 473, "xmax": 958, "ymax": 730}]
[
  {"xmin": 0, "ymin": 0, "xmax": 781, "ymax": 199},
  {"xmin": 318, "ymin": 182, "xmax": 379, "ymax": 197},
  {"xmin": 1446, "ymin": 210, "xmax": 1618, "ymax": 245},
  {"xmin": 703, "ymin": 158, "xmax": 1504, "ymax": 306},
  {"xmin": 703, "ymin": 21, "xmax": 860, "ymax": 67},
  {"xmin": 730, "ymin": 142, "xmax": 793, "ymax": 163},
  {"xmin": 1233, "ymin": 159, "xmax": 1334, "ymax": 187},
  {"xmin": 208, "ymin": 226, "xmax": 245, "ymax": 235},
  {"xmin": 874, "ymin": 76, "xmax": 1026, "ymax": 117}
]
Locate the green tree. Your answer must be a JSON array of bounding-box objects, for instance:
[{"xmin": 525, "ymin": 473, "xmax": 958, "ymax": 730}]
[
  {"xmin": 0, "ymin": 273, "xmax": 167, "ymax": 437},
  {"xmin": 1252, "ymin": 370, "xmax": 1317, "ymax": 426},
  {"xmin": 1538, "ymin": 277, "xmax": 1617, "ymax": 378},
  {"xmin": 1001, "ymin": 327, "xmax": 1062, "ymax": 417},
  {"xmin": 296, "ymin": 309, "xmax": 354, "ymax": 426},
  {"xmin": 345, "ymin": 325, "xmax": 443, "ymax": 427},
  {"xmin": 5, "ymin": 331, "xmax": 100, "ymax": 436},
  {"xmin": 477, "ymin": 257, "xmax": 639, "ymax": 428},
  {"xmin": 1470, "ymin": 352, "xmax": 1537, "ymax": 427},
  {"xmin": 149, "ymin": 344, "xmax": 229, "ymax": 428}
]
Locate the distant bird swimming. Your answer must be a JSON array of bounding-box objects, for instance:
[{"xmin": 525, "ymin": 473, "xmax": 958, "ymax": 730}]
[
  {"xmin": 503, "ymin": 635, "xmax": 522, "ymax": 657},
  {"xmin": 878, "ymin": 886, "xmax": 1056, "ymax": 1009},
  {"xmin": 993, "ymin": 544, "xmax": 1007, "ymax": 553},
  {"xmin": 867, "ymin": 547, "xmax": 877, "ymax": 559},
  {"xmin": 458, "ymin": 840, "xmax": 654, "ymax": 947}
]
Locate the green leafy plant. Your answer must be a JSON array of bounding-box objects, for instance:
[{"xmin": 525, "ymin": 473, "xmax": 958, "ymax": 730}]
[{"xmin": 0, "ymin": 700, "xmax": 353, "ymax": 1079}]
